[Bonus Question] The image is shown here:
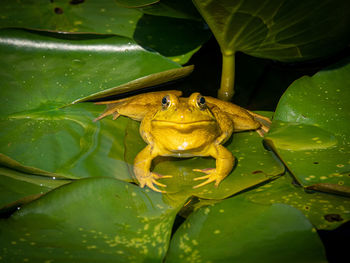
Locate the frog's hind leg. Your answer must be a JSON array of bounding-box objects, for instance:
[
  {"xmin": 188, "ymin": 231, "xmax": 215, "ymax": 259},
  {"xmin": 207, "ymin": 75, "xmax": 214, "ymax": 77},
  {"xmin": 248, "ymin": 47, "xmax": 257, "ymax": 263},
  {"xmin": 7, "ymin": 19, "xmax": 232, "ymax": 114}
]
[{"xmin": 193, "ymin": 145, "xmax": 234, "ymax": 188}]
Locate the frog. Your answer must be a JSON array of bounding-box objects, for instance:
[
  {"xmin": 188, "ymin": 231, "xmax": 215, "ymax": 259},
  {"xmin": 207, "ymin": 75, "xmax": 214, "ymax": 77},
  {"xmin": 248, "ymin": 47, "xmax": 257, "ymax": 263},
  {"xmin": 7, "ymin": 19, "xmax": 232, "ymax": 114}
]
[{"xmin": 95, "ymin": 90, "xmax": 270, "ymax": 192}]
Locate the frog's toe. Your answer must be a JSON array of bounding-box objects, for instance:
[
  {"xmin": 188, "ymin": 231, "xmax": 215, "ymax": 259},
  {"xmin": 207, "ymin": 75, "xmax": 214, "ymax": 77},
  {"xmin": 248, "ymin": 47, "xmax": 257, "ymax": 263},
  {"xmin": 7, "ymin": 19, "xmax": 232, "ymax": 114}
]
[
  {"xmin": 193, "ymin": 177, "xmax": 216, "ymax": 189},
  {"xmin": 193, "ymin": 168, "xmax": 215, "ymax": 174},
  {"xmin": 193, "ymin": 168, "xmax": 224, "ymax": 188},
  {"xmin": 147, "ymin": 183, "xmax": 166, "ymax": 193},
  {"xmin": 139, "ymin": 175, "xmax": 167, "ymax": 193},
  {"xmin": 193, "ymin": 174, "xmax": 211, "ymax": 181},
  {"xmin": 152, "ymin": 179, "xmax": 167, "ymax": 188},
  {"xmin": 152, "ymin": 172, "xmax": 173, "ymax": 179}
]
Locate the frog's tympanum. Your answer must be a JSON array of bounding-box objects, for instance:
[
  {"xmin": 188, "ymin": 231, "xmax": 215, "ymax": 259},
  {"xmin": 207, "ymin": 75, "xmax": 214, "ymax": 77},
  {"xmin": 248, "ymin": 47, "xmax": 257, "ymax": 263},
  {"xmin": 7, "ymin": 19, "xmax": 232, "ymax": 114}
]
[{"xmin": 95, "ymin": 90, "xmax": 270, "ymax": 192}]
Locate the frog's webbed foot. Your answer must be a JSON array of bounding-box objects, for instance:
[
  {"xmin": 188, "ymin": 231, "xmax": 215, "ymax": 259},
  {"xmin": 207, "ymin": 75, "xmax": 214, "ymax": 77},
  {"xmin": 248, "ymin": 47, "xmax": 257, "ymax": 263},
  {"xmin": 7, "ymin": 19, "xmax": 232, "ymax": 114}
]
[
  {"xmin": 256, "ymin": 126, "xmax": 268, "ymax": 137},
  {"xmin": 192, "ymin": 168, "xmax": 223, "ymax": 188},
  {"xmin": 249, "ymin": 112, "xmax": 271, "ymax": 137},
  {"xmin": 138, "ymin": 172, "xmax": 172, "ymax": 193}
]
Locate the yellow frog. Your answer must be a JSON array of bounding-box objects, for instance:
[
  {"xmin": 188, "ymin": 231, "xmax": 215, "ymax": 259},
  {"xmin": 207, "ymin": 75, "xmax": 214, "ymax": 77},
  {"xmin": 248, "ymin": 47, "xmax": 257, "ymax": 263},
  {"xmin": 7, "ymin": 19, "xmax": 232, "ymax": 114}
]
[{"xmin": 95, "ymin": 90, "xmax": 270, "ymax": 192}]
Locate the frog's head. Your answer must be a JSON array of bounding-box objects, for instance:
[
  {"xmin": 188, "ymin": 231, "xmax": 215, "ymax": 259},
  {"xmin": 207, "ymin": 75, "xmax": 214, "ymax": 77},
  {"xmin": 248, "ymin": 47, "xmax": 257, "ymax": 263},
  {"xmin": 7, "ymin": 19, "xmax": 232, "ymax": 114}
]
[{"xmin": 151, "ymin": 92, "xmax": 216, "ymax": 130}]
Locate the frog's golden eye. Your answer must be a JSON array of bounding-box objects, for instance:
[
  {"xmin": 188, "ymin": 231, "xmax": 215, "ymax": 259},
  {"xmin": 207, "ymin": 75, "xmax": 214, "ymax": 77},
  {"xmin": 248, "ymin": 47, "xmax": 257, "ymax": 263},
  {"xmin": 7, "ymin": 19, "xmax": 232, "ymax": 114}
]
[
  {"xmin": 161, "ymin": 95, "xmax": 171, "ymax": 109},
  {"xmin": 196, "ymin": 95, "xmax": 206, "ymax": 109}
]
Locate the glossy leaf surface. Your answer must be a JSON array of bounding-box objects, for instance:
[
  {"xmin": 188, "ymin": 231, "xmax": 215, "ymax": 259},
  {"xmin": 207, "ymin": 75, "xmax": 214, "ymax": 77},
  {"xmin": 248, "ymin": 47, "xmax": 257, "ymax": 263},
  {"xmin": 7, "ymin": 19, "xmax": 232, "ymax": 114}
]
[
  {"xmin": 1, "ymin": 103, "xmax": 132, "ymax": 180},
  {"xmin": 166, "ymin": 198, "xmax": 326, "ymax": 262},
  {"xmin": 123, "ymin": 112, "xmax": 284, "ymax": 201},
  {"xmin": 136, "ymin": 0, "xmax": 202, "ymax": 20},
  {"xmin": 265, "ymin": 59, "xmax": 350, "ymax": 195},
  {"xmin": 193, "ymin": 0, "xmax": 350, "ymax": 61},
  {"xmin": 0, "ymin": 28, "xmax": 183, "ymax": 178},
  {"xmin": 244, "ymin": 174, "xmax": 350, "ymax": 230},
  {"xmin": 0, "ymin": 0, "xmax": 210, "ymax": 64},
  {"xmin": 0, "ymin": 166, "xmax": 70, "ymax": 212},
  {"xmin": 0, "ymin": 177, "xmax": 182, "ymax": 262},
  {"xmin": 116, "ymin": 0, "xmax": 159, "ymax": 8}
]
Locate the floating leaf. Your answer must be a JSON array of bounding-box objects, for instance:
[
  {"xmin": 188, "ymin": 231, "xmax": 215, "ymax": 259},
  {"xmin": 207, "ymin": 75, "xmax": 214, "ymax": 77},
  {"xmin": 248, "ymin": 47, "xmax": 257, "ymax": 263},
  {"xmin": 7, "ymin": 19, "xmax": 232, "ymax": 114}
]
[
  {"xmin": 265, "ymin": 59, "xmax": 350, "ymax": 195},
  {"xmin": 0, "ymin": 28, "xmax": 186, "ymax": 178},
  {"xmin": 166, "ymin": 198, "xmax": 326, "ymax": 262},
  {"xmin": 0, "ymin": 28, "xmax": 182, "ymax": 115},
  {"xmin": 1, "ymin": 103, "xmax": 133, "ymax": 180},
  {"xmin": 0, "ymin": 0, "xmax": 210, "ymax": 64},
  {"xmin": 136, "ymin": 0, "xmax": 202, "ymax": 20},
  {"xmin": 75, "ymin": 65, "xmax": 194, "ymax": 103},
  {"xmin": 0, "ymin": 177, "xmax": 182, "ymax": 262},
  {"xmin": 0, "ymin": 166, "xmax": 70, "ymax": 212},
  {"xmin": 123, "ymin": 112, "xmax": 284, "ymax": 201},
  {"xmin": 243, "ymin": 174, "xmax": 350, "ymax": 230},
  {"xmin": 116, "ymin": 0, "xmax": 159, "ymax": 8}
]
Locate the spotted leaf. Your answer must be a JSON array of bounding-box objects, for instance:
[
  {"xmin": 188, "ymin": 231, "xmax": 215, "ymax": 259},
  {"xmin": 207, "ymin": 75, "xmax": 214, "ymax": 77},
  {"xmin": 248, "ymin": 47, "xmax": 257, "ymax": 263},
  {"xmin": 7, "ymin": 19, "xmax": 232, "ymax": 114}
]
[{"xmin": 265, "ymin": 59, "xmax": 350, "ymax": 195}]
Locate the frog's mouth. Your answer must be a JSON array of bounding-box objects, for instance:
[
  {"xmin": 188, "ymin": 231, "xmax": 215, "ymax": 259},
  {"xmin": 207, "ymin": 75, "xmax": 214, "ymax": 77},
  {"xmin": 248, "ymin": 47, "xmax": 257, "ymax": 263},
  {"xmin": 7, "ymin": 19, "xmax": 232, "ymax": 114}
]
[
  {"xmin": 152, "ymin": 120, "xmax": 215, "ymax": 125},
  {"xmin": 151, "ymin": 120, "xmax": 217, "ymax": 132}
]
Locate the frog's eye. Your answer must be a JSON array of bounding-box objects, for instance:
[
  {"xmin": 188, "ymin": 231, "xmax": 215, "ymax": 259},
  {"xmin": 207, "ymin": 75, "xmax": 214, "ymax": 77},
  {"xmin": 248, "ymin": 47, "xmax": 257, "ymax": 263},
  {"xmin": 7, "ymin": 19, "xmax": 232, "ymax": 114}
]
[
  {"xmin": 196, "ymin": 95, "xmax": 206, "ymax": 109},
  {"xmin": 161, "ymin": 95, "xmax": 171, "ymax": 109}
]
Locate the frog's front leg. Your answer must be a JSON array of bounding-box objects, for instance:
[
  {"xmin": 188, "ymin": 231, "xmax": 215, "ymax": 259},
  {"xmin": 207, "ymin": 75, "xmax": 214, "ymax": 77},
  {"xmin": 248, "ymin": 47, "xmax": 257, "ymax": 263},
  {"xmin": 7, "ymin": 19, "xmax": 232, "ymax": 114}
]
[
  {"xmin": 193, "ymin": 145, "xmax": 235, "ymax": 188},
  {"xmin": 133, "ymin": 145, "xmax": 172, "ymax": 192}
]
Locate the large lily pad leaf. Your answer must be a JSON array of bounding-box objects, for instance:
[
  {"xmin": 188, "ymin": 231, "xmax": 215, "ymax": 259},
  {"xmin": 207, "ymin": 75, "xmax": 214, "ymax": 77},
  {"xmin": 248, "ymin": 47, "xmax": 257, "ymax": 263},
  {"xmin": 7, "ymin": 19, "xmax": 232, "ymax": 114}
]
[
  {"xmin": 0, "ymin": 166, "xmax": 70, "ymax": 212},
  {"xmin": 193, "ymin": 0, "xmax": 350, "ymax": 61},
  {"xmin": 0, "ymin": 28, "xmax": 189, "ymax": 178},
  {"xmin": 0, "ymin": 28, "xmax": 182, "ymax": 115},
  {"xmin": 1, "ymin": 103, "xmax": 133, "ymax": 180},
  {"xmin": 116, "ymin": 0, "xmax": 159, "ymax": 8},
  {"xmin": 0, "ymin": 177, "xmax": 182, "ymax": 262},
  {"xmin": 0, "ymin": 0, "xmax": 211, "ymax": 64},
  {"xmin": 123, "ymin": 112, "xmax": 284, "ymax": 201},
  {"xmin": 192, "ymin": 0, "xmax": 350, "ymax": 99},
  {"xmin": 265, "ymin": 59, "xmax": 350, "ymax": 195},
  {"xmin": 165, "ymin": 198, "xmax": 326, "ymax": 262},
  {"xmin": 242, "ymin": 174, "xmax": 350, "ymax": 230},
  {"xmin": 118, "ymin": 0, "xmax": 201, "ymax": 20}
]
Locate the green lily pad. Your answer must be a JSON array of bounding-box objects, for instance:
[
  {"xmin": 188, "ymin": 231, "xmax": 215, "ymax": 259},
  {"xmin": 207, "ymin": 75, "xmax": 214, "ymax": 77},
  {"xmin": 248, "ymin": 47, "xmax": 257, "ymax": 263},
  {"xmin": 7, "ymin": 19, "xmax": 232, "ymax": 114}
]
[
  {"xmin": 1, "ymin": 103, "xmax": 132, "ymax": 180},
  {"xmin": 165, "ymin": 198, "xmax": 326, "ymax": 262},
  {"xmin": 123, "ymin": 112, "xmax": 284, "ymax": 201},
  {"xmin": 0, "ymin": 177, "xmax": 182, "ymax": 262},
  {"xmin": 192, "ymin": 0, "xmax": 350, "ymax": 99},
  {"xmin": 265, "ymin": 59, "xmax": 350, "ymax": 195},
  {"xmin": 0, "ymin": 28, "xmax": 189, "ymax": 178},
  {"xmin": 0, "ymin": 0, "xmax": 210, "ymax": 64},
  {"xmin": 116, "ymin": 0, "xmax": 159, "ymax": 8},
  {"xmin": 75, "ymin": 65, "xmax": 194, "ymax": 103},
  {"xmin": 0, "ymin": 166, "xmax": 70, "ymax": 212},
  {"xmin": 193, "ymin": 0, "xmax": 350, "ymax": 61},
  {"xmin": 242, "ymin": 174, "xmax": 350, "ymax": 230},
  {"xmin": 0, "ymin": 28, "xmax": 181, "ymax": 116},
  {"xmin": 137, "ymin": 0, "xmax": 202, "ymax": 20}
]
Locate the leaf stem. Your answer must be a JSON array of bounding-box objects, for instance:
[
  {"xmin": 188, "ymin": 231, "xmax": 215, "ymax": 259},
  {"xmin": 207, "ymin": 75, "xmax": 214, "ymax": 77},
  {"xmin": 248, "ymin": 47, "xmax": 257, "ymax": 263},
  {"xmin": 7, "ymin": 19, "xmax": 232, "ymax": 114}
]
[{"xmin": 218, "ymin": 53, "xmax": 235, "ymax": 101}]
